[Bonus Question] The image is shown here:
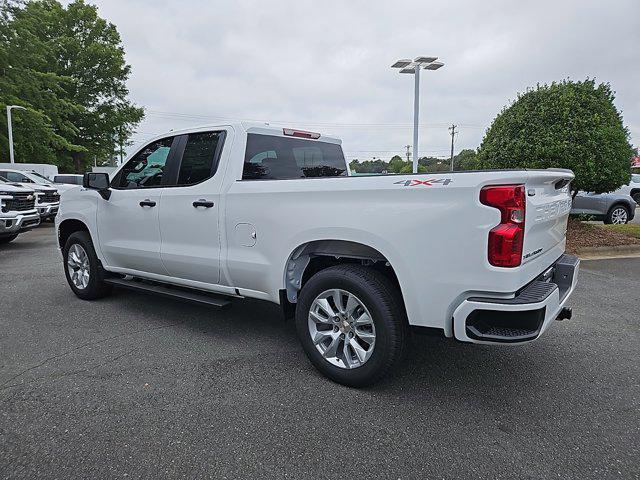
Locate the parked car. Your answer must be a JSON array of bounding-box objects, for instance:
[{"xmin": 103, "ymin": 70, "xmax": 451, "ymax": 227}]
[
  {"xmin": 571, "ymin": 192, "xmax": 636, "ymax": 224},
  {"xmin": 53, "ymin": 174, "xmax": 84, "ymax": 186},
  {"xmin": 56, "ymin": 124, "xmax": 579, "ymax": 387},
  {"xmin": 0, "ymin": 177, "xmax": 40, "ymax": 244},
  {"xmin": 0, "ymin": 170, "xmax": 61, "ymax": 220},
  {"xmin": 612, "ymin": 173, "xmax": 640, "ymax": 205}
]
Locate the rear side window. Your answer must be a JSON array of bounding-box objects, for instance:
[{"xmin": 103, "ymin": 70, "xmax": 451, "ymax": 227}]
[
  {"xmin": 176, "ymin": 131, "xmax": 224, "ymax": 186},
  {"xmin": 242, "ymin": 134, "xmax": 347, "ymax": 180}
]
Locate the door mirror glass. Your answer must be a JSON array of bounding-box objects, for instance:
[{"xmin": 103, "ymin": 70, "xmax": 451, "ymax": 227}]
[{"xmin": 84, "ymin": 172, "xmax": 110, "ymax": 190}]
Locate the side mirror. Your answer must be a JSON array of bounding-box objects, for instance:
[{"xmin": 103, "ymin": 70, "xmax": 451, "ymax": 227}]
[{"xmin": 83, "ymin": 172, "xmax": 111, "ymax": 200}]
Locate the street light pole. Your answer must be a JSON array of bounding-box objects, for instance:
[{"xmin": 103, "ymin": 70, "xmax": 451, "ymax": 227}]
[
  {"xmin": 413, "ymin": 65, "xmax": 420, "ymax": 171},
  {"xmin": 6, "ymin": 105, "xmax": 26, "ymax": 164},
  {"xmin": 392, "ymin": 57, "xmax": 444, "ymax": 173}
]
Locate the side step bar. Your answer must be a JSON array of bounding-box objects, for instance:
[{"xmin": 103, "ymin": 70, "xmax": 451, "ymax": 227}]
[{"xmin": 104, "ymin": 277, "xmax": 232, "ymax": 308}]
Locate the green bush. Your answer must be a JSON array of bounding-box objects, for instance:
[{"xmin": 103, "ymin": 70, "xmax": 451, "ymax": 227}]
[{"xmin": 477, "ymin": 80, "xmax": 634, "ymax": 194}]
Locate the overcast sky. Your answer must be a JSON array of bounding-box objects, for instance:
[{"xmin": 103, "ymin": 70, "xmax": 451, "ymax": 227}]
[{"xmin": 71, "ymin": 0, "xmax": 640, "ymax": 160}]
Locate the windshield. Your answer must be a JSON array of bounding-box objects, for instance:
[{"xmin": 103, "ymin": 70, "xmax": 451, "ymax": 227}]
[{"xmin": 28, "ymin": 171, "xmax": 54, "ymax": 184}]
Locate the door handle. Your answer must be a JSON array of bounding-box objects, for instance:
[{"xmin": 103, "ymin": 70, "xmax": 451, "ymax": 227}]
[
  {"xmin": 193, "ymin": 199, "xmax": 214, "ymax": 208},
  {"xmin": 139, "ymin": 199, "xmax": 156, "ymax": 207}
]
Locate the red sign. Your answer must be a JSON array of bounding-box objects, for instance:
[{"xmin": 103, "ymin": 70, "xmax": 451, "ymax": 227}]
[{"xmin": 633, "ymin": 156, "xmax": 640, "ymax": 168}]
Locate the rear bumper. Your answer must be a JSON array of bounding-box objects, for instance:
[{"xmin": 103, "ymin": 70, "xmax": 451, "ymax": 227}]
[
  {"xmin": 452, "ymin": 254, "xmax": 580, "ymax": 344},
  {"xmin": 0, "ymin": 211, "xmax": 41, "ymax": 236},
  {"xmin": 36, "ymin": 202, "xmax": 59, "ymax": 218}
]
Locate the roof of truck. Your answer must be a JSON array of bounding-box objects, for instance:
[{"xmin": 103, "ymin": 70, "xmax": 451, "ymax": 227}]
[{"xmin": 143, "ymin": 122, "xmax": 341, "ymax": 145}]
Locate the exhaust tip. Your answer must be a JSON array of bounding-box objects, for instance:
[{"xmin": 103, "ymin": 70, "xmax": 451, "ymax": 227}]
[{"xmin": 556, "ymin": 306, "xmax": 572, "ymax": 321}]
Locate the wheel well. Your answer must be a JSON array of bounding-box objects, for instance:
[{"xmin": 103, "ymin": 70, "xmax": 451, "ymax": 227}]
[
  {"xmin": 284, "ymin": 240, "xmax": 403, "ymax": 306},
  {"xmin": 58, "ymin": 219, "xmax": 90, "ymax": 249},
  {"xmin": 609, "ymin": 202, "xmax": 630, "ymax": 213},
  {"xmin": 630, "ymin": 188, "xmax": 640, "ymax": 197}
]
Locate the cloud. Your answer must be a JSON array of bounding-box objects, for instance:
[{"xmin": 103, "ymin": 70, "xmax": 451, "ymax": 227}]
[{"xmin": 69, "ymin": 0, "xmax": 640, "ymax": 158}]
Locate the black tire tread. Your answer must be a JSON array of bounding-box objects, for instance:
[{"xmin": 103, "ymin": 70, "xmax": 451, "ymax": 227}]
[{"xmin": 295, "ymin": 264, "xmax": 408, "ymax": 387}]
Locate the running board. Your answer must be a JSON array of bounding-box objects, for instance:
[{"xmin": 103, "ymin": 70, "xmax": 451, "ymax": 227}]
[{"xmin": 104, "ymin": 277, "xmax": 232, "ymax": 308}]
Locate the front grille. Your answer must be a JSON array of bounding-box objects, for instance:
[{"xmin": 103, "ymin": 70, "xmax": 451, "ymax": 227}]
[
  {"xmin": 4, "ymin": 194, "xmax": 36, "ymax": 212},
  {"xmin": 38, "ymin": 191, "xmax": 59, "ymax": 203}
]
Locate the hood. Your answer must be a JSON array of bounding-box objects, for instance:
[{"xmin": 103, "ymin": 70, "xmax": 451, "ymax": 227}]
[{"xmin": 0, "ymin": 183, "xmax": 35, "ymax": 194}]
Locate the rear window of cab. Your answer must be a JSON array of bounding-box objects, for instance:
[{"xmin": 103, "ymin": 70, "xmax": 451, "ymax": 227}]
[{"xmin": 242, "ymin": 134, "xmax": 347, "ymax": 180}]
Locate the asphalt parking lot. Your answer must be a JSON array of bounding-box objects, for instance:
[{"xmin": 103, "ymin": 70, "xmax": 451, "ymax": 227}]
[{"xmin": 1, "ymin": 223, "xmax": 638, "ymax": 479}]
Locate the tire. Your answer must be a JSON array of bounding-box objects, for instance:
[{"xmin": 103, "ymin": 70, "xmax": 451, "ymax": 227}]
[
  {"xmin": 295, "ymin": 264, "xmax": 408, "ymax": 387},
  {"xmin": 0, "ymin": 234, "xmax": 19, "ymax": 244},
  {"xmin": 604, "ymin": 204, "xmax": 630, "ymax": 224},
  {"xmin": 63, "ymin": 231, "xmax": 112, "ymax": 300},
  {"xmin": 632, "ymin": 193, "xmax": 640, "ymax": 206}
]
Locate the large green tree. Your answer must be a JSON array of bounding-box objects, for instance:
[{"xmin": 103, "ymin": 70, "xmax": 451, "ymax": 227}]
[
  {"xmin": 0, "ymin": 0, "xmax": 143, "ymax": 171},
  {"xmin": 477, "ymin": 79, "xmax": 634, "ymax": 194}
]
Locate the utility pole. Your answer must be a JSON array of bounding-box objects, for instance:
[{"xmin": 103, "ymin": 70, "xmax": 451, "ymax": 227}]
[
  {"xmin": 405, "ymin": 144, "xmax": 411, "ymax": 163},
  {"xmin": 448, "ymin": 124, "xmax": 457, "ymax": 171}
]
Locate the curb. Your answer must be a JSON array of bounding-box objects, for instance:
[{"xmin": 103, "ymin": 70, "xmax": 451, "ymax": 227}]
[{"xmin": 571, "ymin": 244, "xmax": 640, "ymax": 260}]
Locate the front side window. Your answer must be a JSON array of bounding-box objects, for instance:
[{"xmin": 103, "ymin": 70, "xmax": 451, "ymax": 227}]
[
  {"xmin": 176, "ymin": 131, "xmax": 223, "ymax": 186},
  {"xmin": 115, "ymin": 137, "xmax": 174, "ymax": 189},
  {"xmin": 242, "ymin": 134, "xmax": 347, "ymax": 180}
]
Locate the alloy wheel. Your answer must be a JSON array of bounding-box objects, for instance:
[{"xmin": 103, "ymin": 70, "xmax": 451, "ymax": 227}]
[
  {"xmin": 611, "ymin": 207, "xmax": 628, "ymax": 224},
  {"xmin": 67, "ymin": 244, "xmax": 90, "ymax": 289},
  {"xmin": 308, "ymin": 289, "xmax": 376, "ymax": 369}
]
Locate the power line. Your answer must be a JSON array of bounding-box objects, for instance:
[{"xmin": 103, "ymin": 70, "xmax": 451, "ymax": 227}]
[{"xmin": 145, "ymin": 110, "xmax": 486, "ymax": 129}]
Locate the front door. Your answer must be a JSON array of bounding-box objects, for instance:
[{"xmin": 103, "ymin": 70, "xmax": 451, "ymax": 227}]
[
  {"xmin": 97, "ymin": 135, "xmax": 178, "ymax": 275},
  {"xmin": 158, "ymin": 130, "xmax": 227, "ymax": 284}
]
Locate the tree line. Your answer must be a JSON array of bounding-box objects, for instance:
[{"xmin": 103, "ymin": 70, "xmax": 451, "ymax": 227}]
[
  {"xmin": 349, "ymin": 149, "xmax": 478, "ymax": 174},
  {"xmin": 0, "ymin": 0, "xmax": 143, "ymax": 173}
]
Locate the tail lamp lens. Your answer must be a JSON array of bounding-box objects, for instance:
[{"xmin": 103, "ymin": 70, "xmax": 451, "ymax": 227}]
[{"xmin": 480, "ymin": 185, "xmax": 526, "ymax": 267}]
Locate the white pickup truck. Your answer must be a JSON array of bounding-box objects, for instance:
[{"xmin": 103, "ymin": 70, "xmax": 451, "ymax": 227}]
[{"xmin": 56, "ymin": 124, "xmax": 579, "ymax": 386}]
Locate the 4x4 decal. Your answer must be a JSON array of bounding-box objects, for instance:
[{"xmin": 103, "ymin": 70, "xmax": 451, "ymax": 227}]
[{"xmin": 394, "ymin": 178, "xmax": 453, "ymax": 187}]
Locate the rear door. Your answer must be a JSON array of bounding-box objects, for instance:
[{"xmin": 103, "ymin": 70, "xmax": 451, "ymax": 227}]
[
  {"xmin": 158, "ymin": 130, "xmax": 227, "ymax": 284},
  {"xmin": 97, "ymin": 135, "xmax": 180, "ymax": 274},
  {"xmin": 522, "ymin": 171, "xmax": 574, "ymax": 265}
]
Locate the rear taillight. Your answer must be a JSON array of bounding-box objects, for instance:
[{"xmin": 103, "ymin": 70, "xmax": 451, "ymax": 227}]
[{"xmin": 480, "ymin": 184, "xmax": 526, "ymax": 268}]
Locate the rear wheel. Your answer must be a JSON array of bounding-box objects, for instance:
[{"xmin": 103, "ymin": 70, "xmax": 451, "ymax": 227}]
[
  {"xmin": 632, "ymin": 192, "xmax": 640, "ymax": 206},
  {"xmin": 604, "ymin": 204, "xmax": 629, "ymax": 224},
  {"xmin": 63, "ymin": 231, "xmax": 112, "ymax": 300},
  {"xmin": 0, "ymin": 234, "xmax": 19, "ymax": 244},
  {"xmin": 295, "ymin": 264, "xmax": 407, "ymax": 387}
]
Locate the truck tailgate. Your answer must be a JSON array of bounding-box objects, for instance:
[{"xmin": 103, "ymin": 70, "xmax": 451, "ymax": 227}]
[{"xmin": 522, "ymin": 170, "xmax": 574, "ymax": 265}]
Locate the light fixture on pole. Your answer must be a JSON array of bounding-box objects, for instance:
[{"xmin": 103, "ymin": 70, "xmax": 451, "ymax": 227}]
[
  {"xmin": 391, "ymin": 56, "xmax": 444, "ymax": 173},
  {"xmin": 6, "ymin": 105, "xmax": 26, "ymax": 164}
]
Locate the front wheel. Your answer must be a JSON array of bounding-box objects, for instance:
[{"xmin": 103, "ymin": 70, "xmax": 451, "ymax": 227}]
[
  {"xmin": 605, "ymin": 204, "xmax": 630, "ymax": 224},
  {"xmin": 63, "ymin": 231, "xmax": 112, "ymax": 300},
  {"xmin": 0, "ymin": 234, "xmax": 19, "ymax": 244},
  {"xmin": 295, "ymin": 264, "xmax": 407, "ymax": 387}
]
